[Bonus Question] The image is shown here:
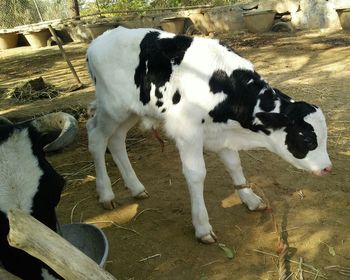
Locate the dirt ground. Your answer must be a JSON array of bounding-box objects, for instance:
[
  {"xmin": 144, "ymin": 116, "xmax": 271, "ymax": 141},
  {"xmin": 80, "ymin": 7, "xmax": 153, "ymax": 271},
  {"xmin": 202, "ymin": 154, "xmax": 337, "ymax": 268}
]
[{"xmin": 0, "ymin": 30, "xmax": 349, "ymax": 280}]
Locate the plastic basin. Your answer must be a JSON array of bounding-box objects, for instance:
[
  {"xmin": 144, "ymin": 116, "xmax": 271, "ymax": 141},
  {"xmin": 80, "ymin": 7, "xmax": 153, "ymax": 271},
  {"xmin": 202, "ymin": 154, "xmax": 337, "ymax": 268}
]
[{"xmin": 60, "ymin": 223, "xmax": 109, "ymax": 267}]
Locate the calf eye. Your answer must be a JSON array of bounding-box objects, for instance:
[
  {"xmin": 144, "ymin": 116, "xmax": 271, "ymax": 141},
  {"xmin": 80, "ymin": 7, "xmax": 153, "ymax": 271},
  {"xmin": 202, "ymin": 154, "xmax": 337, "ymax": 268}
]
[{"xmin": 304, "ymin": 137, "xmax": 317, "ymax": 150}]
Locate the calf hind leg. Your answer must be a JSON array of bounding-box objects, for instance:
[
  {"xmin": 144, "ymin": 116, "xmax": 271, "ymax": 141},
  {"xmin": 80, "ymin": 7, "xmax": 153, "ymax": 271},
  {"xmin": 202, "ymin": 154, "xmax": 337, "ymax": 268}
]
[
  {"xmin": 107, "ymin": 114, "xmax": 148, "ymax": 199},
  {"xmin": 87, "ymin": 113, "xmax": 119, "ymax": 209}
]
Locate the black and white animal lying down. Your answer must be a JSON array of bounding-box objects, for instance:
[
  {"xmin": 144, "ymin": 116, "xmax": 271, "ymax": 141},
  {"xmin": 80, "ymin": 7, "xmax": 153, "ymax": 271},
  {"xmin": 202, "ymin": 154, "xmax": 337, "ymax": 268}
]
[
  {"xmin": 86, "ymin": 27, "xmax": 332, "ymax": 243},
  {"xmin": 0, "ymin": 112, "xmax": 78, "ymax": 279}
]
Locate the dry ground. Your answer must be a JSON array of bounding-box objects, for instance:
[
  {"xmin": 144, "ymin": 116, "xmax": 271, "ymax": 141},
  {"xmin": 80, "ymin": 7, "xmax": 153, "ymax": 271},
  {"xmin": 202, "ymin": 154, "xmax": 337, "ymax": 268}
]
[{"xmin": 0, "ymin": 30, "xmax": 349, "ymax": 280}]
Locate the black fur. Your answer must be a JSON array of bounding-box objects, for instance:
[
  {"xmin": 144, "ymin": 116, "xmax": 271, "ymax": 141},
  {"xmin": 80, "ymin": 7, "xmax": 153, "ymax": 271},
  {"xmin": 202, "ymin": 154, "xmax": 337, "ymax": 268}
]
[
  {"xmin": 172, "ymin": 90, "xmax": 181, "ymax": 105},
  {"xmin": 282, "ymin": 102, "xmax": 318, "ymax": 159},
  {"xmin": 208, "ymin": 69, "xmax": 270, "ymax": 134},
  {"xmin": 134, "ymin": 31, "xmax": 193, "ymax": 105}
]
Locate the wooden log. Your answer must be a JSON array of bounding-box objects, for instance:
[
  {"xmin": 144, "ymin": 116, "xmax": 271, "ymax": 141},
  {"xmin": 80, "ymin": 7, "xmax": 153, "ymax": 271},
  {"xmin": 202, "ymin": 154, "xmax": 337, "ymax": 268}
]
[
  {"xmin": 0, "ymin": 266, "xmax": 21, "ymax": 280},
  {"xmin": 7, "ymin": 208, "xmax": 117, "ymax": 280}
]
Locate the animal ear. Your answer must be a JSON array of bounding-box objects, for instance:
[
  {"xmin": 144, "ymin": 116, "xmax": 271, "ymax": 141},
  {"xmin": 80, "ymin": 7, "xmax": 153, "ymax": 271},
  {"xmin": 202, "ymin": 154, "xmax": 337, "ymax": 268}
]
[{"xmin": 255, "ymin": 112, "xmax": 289, "ymax": 129}]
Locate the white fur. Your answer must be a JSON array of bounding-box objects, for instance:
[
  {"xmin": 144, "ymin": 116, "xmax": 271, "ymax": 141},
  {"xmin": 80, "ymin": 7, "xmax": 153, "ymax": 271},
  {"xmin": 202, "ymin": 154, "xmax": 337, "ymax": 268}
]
[
  {"xmin": 41, "ymin": 268, "xmax": 59, "ymax": 280},
  {"xmin": 0, "ymin": 129, "xmax": 43, "ymax": 215},
  {"xmin": 86, "ymin": 27, "xmax": 331, "ymax": 240}
]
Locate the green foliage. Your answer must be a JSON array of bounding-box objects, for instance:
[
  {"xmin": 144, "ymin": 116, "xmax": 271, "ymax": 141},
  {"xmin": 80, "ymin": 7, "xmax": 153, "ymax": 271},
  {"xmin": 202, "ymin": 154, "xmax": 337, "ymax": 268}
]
[
  {"xmin": 0, "ymin": 0, "xmax": 69, "ymax": 28},
  {"xmin": 80, "ymin": 0, "xmax": 149, "ymax": 16},
  {"xmin": 0, "ymin": 0, "xmax": 40, "ymax": 28},
  {"xmin": 79, "ymin": 0, "xmax": 240, "ymax": 16},
  {"xmin": 0, "ymin": 0, "xmax": 242, "ymax": 28},
  {"xmin": 149, "ymin": 0, "xmax": 240, "ymax": 8}
]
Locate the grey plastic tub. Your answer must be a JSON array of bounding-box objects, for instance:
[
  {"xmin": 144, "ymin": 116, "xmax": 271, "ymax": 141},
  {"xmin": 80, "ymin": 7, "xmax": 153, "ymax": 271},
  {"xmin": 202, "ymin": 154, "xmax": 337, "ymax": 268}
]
[{"xmin": 60, "ymin": 223, "xmax": 109, "ymax": 267}]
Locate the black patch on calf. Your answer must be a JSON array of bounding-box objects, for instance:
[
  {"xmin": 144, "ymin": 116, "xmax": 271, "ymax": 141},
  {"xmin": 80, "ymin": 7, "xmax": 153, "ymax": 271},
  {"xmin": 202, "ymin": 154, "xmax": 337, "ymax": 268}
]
[
  {"xmin": 156, "ymin": 100, "xmax": 164, "ymax": 107},
  {"xmin": 161, "ymin": 108, "xmax": 166, "ymax": 113},
  {"xmin": 274, "ymin": 88, "xmax": 293, "ymax": 103},
  {"xmin": 155, "ymin": 88, "xmax": 163, "ymax": 99},
  {"xmin": 208, "ymin": 69, "xmax": 270, "ymax": 134},
  {"xmin": 172, "ymin": 90, "xmax": 181, "ymax": 104},
  {"xmin": 209, "ymin": 69, "xmax": 233, "ymax": 94},
  {"xmin": 134, "ymin": 31, "xmax": 193, "ymax": 105},
  {"xmin": 259, "ymin": 88, "xmax": 278, "ymax": 112},
  {"xmin": 282, "ymin": 102, "xmax": 318, "ymax": 159}
]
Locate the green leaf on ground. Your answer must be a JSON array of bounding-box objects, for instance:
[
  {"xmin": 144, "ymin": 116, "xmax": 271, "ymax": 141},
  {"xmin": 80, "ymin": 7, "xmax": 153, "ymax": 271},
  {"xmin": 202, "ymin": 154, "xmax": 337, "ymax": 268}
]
[{"xmin": 218, "ymin": 243, "xmax": 235, "ymax": 259}]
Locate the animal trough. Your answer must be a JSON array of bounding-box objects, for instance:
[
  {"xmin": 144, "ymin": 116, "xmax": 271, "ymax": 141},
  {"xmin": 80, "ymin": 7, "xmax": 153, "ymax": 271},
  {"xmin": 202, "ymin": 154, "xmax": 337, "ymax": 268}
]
[
  {"xmin": 85, "ymin": 23, "xmax": 118, "ymax": 40},
  {"xmin": 23, "ymin": 28, "xmax": 51, "ymax": 48},
  {"xmin": 160, "ymin": 17, "xmax": 186, "ymax": 34},
  {"xmin": 0, "ymin": 30, "xmax": 18, "ymax": 50},
  {"xmin": 336, "ymin": 8, "xmax": 350, "ymax": 30},
  {"xmin": 60, "ymin": 223, "xmax": 109, "ymax": 267},
  {"xmin": 243, "ymin": 10, "xmax": 276, "ymax": 33}
]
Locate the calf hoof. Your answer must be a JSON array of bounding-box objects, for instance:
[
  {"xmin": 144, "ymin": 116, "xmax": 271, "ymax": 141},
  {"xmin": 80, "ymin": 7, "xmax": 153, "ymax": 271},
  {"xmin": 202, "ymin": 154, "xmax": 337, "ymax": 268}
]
[
  {"xmin": 135, "ymin": 190, "xmax": 150, "ymax": 199},
  {"xmin": 102, "ymin": 200, "xmax": 118, "ymax": 210},
  {"xmin": 238, "ymin": 188, "xmax": 266, "ymax": 211},
  {"xmin": 253, "ymin": 202, "xmax": 267, "ymax": 211},
  {"xmin": 198, "ymin": 232, "xmax": 217, "ymax": 244},
  {"xmin": 245, "ymin": 201, "xmax": 267, "ymax": 211}
]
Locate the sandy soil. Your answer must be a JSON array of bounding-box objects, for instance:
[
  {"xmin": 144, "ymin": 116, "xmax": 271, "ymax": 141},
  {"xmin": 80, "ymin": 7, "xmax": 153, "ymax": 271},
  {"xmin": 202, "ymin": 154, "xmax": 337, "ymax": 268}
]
[{"xmin": 0, "ymin": 30, "xmax": 349, "ymax": 280}]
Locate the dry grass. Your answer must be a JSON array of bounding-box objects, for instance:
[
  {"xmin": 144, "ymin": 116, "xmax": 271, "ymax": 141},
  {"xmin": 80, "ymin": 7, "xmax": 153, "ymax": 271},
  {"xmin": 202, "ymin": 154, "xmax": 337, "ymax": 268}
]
[{"xmin": 4, "ymin": 76, "xmax": 60, "ymax": 102}]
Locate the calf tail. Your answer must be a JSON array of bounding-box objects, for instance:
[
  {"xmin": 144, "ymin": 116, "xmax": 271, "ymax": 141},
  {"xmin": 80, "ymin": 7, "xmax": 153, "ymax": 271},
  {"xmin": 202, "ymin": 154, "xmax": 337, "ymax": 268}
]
[
  {"xmin": 86, "ymin": 55, "xmax": 96, "ymax": 85},
  {"xmin": 87, "ymin": 100, "xmax": 97, "ymax": 118}
]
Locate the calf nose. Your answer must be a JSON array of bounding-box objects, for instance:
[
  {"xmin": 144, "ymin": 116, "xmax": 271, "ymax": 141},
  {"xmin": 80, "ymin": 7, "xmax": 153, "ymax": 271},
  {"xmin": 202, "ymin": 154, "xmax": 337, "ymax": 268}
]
[{"xmin": 322, "ymin": 165, "xmax": 332, "ymax": 175}]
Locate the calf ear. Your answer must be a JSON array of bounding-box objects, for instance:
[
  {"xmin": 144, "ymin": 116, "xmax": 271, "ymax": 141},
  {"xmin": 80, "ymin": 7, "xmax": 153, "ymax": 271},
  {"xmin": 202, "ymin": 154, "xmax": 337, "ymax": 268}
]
[{"xmin": 255, "ymin": 112, "xmax": 289, "ymax": 129}]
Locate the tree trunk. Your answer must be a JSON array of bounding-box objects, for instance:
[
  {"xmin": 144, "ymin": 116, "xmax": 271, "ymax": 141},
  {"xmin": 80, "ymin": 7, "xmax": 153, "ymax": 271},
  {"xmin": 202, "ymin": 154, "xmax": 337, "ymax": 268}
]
[{"xmin": 67, "ymin": 0, "xmax": 80, "ymax": 19}]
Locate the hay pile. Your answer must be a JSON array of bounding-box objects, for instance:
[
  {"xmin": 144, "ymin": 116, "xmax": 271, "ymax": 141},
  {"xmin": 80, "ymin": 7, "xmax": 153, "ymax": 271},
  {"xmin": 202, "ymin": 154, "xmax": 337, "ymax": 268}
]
[{"xmin": 5, "ymin": 77, "xmax": 60, "ymax": 102}]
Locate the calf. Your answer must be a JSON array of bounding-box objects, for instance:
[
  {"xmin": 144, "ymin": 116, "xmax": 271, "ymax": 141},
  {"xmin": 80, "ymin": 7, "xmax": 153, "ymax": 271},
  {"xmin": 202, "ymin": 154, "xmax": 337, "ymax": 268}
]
[
  {"xmin": 86, "ymin": 27, "xmax": 332, "ymax": 243},
  {"xmin": 0, "ymin": 112, "xmax": 78, "ymax": 279}
]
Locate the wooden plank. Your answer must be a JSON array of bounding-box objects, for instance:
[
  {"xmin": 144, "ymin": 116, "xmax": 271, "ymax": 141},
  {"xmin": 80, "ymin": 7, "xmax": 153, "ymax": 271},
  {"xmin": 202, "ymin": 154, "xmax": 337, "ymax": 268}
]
[{"xmin": 7, "ymin": 208, "xmax": 117, "ymax": 280}]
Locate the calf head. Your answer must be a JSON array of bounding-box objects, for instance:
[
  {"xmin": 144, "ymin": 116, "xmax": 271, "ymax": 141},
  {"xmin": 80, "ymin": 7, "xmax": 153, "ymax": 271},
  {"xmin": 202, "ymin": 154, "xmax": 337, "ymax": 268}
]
[
  {"xmin": 256, "ymin": 99, "xmax": 332, "ymax": 176},
  {"xmin": 207, "ymin": 69, "xmax": 331, "ymax": 176}
]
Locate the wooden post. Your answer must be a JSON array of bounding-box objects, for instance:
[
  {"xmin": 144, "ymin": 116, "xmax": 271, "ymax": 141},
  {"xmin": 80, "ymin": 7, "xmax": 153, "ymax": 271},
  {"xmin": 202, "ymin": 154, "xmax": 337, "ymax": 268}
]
[
  {"xmin": 47, "ymin": 25, "xmax": 83, "ymax": 88},
  {"xmin": 32, "ymin": 0, "xmax": 83, "ymax": 88},
  {"xmin": 7, "ymin": 208, "xmax": 116, "ymax": 280}
]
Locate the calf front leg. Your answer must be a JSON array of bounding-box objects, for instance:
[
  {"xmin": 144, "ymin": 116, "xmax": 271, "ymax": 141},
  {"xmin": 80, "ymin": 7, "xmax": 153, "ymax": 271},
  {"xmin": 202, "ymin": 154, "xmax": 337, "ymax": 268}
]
[
  {"xmin": 218, "ymin": 149, "xmax": 266, "ymax": 210},
  {"xmin": 176, "ymin": 137, "xmax": 216, "ymax": 244}
]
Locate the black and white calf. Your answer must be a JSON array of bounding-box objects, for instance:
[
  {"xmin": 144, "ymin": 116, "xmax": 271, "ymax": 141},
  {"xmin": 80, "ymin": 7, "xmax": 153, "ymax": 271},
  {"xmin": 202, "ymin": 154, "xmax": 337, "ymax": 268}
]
[
  {"xmin": 0, "ymin": 112, "xmax": 78, "ymax": 279},
  {"xmin": 86, "ymin": 27, "xmax": 332, "ymax": 243}
]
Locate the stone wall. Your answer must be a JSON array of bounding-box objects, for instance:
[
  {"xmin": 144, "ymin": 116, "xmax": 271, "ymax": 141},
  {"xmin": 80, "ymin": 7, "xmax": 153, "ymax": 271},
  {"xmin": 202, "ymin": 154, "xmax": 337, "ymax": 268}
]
[
  {"xmin": 259, "ymin": 0, "xmax": 350, "ymax": 30},
  {"xmin": 112, "ymin": 0, "xmax": 350, "ymax": 34},
  {"xmin": 7, "ymin": 0, "xmax": 348, "ymax": 44}
]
